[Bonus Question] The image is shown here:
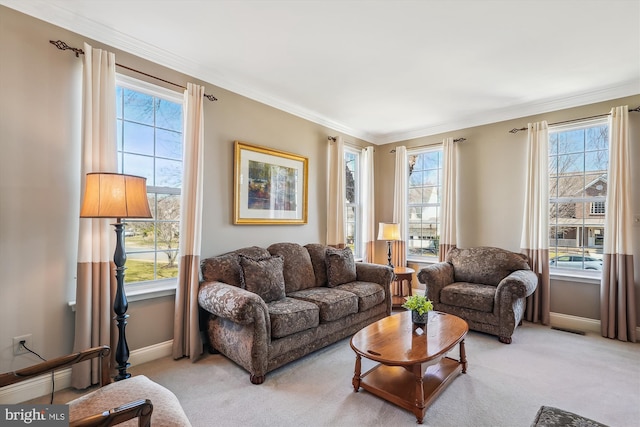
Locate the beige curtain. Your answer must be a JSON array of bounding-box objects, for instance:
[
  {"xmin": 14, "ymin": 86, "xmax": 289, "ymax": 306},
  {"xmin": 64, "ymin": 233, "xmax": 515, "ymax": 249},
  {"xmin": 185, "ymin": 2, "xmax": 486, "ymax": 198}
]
[
  {"xmin": 72, "ymin": 43, "xmax": 118, "ymax": 389},
  {"xmin": 601, "ymin": 105, "xmax": 636, "ymax": 342},
  {"xmin": 439, "ymin": 137, "xmax": 458, "ymax": 261},
  {"xmin": 520, "ymin": 121, "xmax": 550, "ymax": 325},
  {"xmin": 173, "ymin": 83, "xmax": 206, "ymax": 360},
  {"xmin": 327, "ymin": 136, "xmax": 345, "ymax": 247},
  {"xmin": 361, "ymin": 146, "xmax": 375, "ymax": 262},
  {"xmin": 391, "ymin": 146, "xmax": 408, "ymax": 294}
]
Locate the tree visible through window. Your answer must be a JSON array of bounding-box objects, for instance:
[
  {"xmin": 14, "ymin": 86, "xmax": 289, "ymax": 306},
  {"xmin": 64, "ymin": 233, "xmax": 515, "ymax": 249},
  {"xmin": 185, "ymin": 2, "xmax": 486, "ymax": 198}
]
[
  {"xmin": 549, "ymin": 119, "xmax": 607, "ymax": 272},
  {"xmin": 407, "ymin": 148, "xmax": 442, "ymax": 259},
  {"xmin": 116, "ymin": 76, "xmax": 183, "ymax": 284},
  {"xmin": 345, "ymin": 148, "xmax": 361, "ymax": 258}
]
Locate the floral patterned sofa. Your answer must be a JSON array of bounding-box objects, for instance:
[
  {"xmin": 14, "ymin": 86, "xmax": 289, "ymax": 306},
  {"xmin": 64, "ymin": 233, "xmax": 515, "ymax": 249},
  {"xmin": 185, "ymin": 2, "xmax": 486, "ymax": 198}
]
[
  {"xmin": 417, "ymin": 246, "xmax": 538, "ymax": 344},
  {"xmin": 198, "ymin": 242, "xmax": 393, "ymax": 384}
]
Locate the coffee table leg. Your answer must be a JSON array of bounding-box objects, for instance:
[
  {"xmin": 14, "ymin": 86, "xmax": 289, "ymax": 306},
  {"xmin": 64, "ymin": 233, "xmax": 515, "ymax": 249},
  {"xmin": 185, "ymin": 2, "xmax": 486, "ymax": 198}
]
[
  {"xmin": 352, "ymin": 354, "xmax": 362, "ymax": 391},
  {"xmin": 413, "ymin": 364, "xmax": 427, "ymax": 424},
  {"xmin": 459, "ymin": 339, "xmax": 467, "ymax": 373}
]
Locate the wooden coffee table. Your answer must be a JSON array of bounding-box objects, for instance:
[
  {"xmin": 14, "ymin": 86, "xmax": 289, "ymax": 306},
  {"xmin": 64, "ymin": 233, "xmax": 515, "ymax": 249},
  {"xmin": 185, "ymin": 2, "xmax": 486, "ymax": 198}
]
[{"xmin": 350, "ymin": 311, "xmax": 468, "ymax": 424}]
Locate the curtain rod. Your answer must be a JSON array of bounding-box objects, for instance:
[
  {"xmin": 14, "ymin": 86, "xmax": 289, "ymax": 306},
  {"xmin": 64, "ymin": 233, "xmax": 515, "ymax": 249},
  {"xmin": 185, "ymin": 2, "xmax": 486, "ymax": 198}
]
[
  {"xmin": 50, "ymin": 40, "xmax": 218, "ymax": 101},
  {"xmin": 389, "ymin": 137, "xmax": 466, "ymax": 153},
  {"xmin": 508, "ymin": 106, "xmax": 640, "ymax": 134},
  {"xmin": 327, "ymin": 136, "xmax": 374, "ymax": 151}
]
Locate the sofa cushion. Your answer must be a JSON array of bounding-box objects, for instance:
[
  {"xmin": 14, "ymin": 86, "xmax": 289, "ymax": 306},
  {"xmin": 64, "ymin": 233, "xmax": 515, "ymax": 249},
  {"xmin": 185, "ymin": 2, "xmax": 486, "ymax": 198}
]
[
  {"xmin": 288, "ymin": 288, "xmax": 358, "ymax": 322},
  {"xmin": 335, "ymin": 281, "xmax": 386, "ymax": 312},
  {"xmin": 440, "ymin": 282, "xmax": 495, "ymax": 313},
  {"xmin": 304, "ymin": 243, "xmax": 329, "ymax": 287},
  {"xmin": 326, "ymin": 247, "xmax": 357, "ymax": 287},
  {"xmin": 201, "ymin": 246, "xmax": 270, "ymax": 287},
  {"xmin": 268, "ymin": 243, "xmax": 316, "ymax": 293},
  {"xmin": 267, "ymin": 297, "xmax": 320, "ymax": 339},
  {"xmin": 446, "ymin": 247, "xmax": 530, "ymax": 286},
  {"xmin": 239, "ymin": 255, "xmax": 286, "ymax": 303}
]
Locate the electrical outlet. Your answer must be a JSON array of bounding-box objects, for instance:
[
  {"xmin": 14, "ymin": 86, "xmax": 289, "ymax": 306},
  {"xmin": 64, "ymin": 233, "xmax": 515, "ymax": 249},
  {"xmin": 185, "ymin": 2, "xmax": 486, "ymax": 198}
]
[{"xmin": 13, "ymin": 334, "xmax": 32, "ymax": 356}]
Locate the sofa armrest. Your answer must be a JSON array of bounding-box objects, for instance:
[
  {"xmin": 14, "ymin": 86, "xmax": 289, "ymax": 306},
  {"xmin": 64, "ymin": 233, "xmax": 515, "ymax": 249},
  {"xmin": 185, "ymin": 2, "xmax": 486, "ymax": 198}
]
[
  {"xmin": 198, "ymin": 281, "xmax": 270, "ymax": 327},
  {"xmin": 355, "ymin": 262, "xmax": 393, "ymax": 287},
  {"xmin": 356, "ymin": 263, "xmax": 393, "ymax": 315},
  {"xmin": 496, "ymin": 270, "xmax": 538, "ymax": 300},
  {"xmin": 417, "ymin": 263, "xmax": 454, "ymax": 304}
]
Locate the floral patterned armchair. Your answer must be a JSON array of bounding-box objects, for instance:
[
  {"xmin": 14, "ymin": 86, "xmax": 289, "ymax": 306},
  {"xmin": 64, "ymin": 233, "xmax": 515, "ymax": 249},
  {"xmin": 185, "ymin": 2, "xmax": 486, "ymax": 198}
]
[{"xmin": 417, "ymin": 247, "xmax": 538, "ymax": 343}]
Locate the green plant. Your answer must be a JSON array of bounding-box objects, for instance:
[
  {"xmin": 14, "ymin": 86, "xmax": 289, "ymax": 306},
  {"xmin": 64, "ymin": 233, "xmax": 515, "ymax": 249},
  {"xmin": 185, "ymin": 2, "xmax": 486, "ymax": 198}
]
[{"xmin": 402, "ymin": 294, "xmax": 433, "ymax": 315}]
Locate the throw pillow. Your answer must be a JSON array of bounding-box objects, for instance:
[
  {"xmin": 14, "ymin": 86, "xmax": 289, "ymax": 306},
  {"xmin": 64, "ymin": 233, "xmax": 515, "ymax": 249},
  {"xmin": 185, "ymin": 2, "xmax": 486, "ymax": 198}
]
[
  {"xmin": 239, "ymin": 255, "xmax": 286, "ymax": 303},
  {"xmin": 326, "ymin": 247, "xmax": 357, "ymax": 287}
]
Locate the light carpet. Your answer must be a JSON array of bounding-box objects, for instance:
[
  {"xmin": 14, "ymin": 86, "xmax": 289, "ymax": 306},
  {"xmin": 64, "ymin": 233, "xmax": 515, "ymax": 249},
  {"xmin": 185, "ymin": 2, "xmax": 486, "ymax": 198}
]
[{"xmin": 51, "ymin": 321, "xmax": 639, "ymax": 427}]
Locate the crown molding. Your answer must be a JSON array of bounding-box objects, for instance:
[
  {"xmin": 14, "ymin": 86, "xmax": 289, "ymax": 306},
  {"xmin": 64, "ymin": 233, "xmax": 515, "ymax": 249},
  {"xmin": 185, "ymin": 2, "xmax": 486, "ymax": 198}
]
[
  {"xmin": 3, "ymin": 1, "xmax": 638, "ymax": 146},
  {"xmin": 373, "ymin": 79, "xmax": 640, "ymax": 144}
]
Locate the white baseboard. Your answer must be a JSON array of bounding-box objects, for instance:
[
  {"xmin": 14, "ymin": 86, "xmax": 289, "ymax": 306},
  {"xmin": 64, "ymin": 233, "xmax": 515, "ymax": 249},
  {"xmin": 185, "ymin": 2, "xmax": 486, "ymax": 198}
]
[
  {"xmin": 549, "ymin": 312, "xmax": 601, "ymax": 333},
  {"xmin": 0, "ymin": 340, "xmax": 173, "ymax": 405},
  {"xmin": 549, "ymin": 312, "xmax": 640, "ymax": 336}
]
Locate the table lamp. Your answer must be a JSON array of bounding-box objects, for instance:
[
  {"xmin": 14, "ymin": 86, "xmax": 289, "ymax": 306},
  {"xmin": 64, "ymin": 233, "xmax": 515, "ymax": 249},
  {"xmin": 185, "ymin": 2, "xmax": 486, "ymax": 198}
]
[
  {"xmin": 80, "ymin": 172, "xmax": 152, "ymax": 381},
  {"xmin": 378, "ymin": 222, "xmax": 400, "ymax": 268}
]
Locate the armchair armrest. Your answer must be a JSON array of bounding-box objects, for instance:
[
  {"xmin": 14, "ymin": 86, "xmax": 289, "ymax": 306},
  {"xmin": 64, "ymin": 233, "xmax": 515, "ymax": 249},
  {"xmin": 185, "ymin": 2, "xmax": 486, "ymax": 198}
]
[
  {"xmin": 70, "ymin": 399, "xmax": 153, "ymax": 427},
  {"xmin": 496, "ymin": 269, "xmax": 538, "ymax": 300},
  {"xmin": 0, "ymin": 346, "xmax": 111, "ymax": 388},
  {"xmin": 417, "ymin": 262, "xmax": 454, "ymax": 304},
  {"xmin": 0, "ymin": 347, "xmax": 160, "ymax": 427}
]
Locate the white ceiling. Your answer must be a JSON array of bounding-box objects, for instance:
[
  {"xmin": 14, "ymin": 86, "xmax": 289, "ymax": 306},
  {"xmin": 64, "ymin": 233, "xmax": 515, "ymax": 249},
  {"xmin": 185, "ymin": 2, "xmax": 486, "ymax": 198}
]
[{"xmin": 3, "ymin": 0, "xmax": 639, "ymax": 144}]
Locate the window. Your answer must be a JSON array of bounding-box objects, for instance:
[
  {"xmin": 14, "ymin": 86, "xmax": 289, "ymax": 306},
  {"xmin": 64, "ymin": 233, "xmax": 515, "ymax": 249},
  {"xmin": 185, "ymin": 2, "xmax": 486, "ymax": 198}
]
[
  {"xmin": 549, "ymin": 119, "xmax": 607, "ymax": 272},
  {"xmin": 407, "ymin": 148, "xmax": 442, "ymax": 260},
  {"xmin": 345, "ymin": 148, "xmax": 361, "ymax": 258},
  {"xmin": 116, "ymin": 75, "xmax": 183, "ymax": 284}
]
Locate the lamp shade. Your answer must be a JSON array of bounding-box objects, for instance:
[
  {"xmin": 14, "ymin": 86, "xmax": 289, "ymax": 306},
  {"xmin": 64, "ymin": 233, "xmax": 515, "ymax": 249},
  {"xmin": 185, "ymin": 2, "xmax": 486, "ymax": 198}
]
[
  {"xmin": 80, "ymin": 172, "xmax": 152, "ymax": 219},
  {"xmin": 377, "ymin": 222, "xmax": 400, "ymax": 241}
]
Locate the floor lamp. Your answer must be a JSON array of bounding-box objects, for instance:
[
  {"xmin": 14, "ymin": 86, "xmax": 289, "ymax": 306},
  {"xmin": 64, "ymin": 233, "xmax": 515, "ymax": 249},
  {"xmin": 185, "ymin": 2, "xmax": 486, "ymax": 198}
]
[
  {"xmin": 80, "ymin": 172, "xmax": 152, "ymax": 381},
  {"xmin": 378, "ymin": 222, "xmax": 400, "ymax": 269}
]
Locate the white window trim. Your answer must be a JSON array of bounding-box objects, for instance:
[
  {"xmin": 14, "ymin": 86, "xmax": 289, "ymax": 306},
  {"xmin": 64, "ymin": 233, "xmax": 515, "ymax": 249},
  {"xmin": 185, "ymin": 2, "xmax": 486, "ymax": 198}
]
[
  {"xmin": 548, "ymin": 118, "xmax": 607, "ymax": 280},
  {"xmin": 407, "ymin": 145, "xmax": 442, "ymax": 262},
  {"xmin": 69, "ymin": 278, "xmax": 177, "ymax": 311},
  {"xmin": 344, "ymin": 145, "xmax": 362, "ymax": 259},
  {"xmin": 117, "ymin": 74, "xmax": 182, "ymax": 300}
]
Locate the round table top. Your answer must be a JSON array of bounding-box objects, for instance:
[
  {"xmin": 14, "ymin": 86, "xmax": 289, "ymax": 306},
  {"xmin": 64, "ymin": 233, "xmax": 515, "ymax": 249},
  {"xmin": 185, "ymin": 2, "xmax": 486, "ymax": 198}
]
[
  {"xmin": 350, "ymin": 311, "xmax": 468, "ymax": 366},
  {"xmin": 393, "ymin": 266, "xmax": 415, "ymax": 275}
]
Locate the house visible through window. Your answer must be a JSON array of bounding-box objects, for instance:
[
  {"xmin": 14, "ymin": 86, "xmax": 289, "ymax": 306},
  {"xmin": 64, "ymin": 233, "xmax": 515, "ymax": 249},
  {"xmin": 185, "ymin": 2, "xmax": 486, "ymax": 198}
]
[
  {"xmin": 116, "ymin": 75, "xmax": 183, "ymax": 284},
  {"xmin": 345, "ymin": 148, "xmax": 361, "ymax": 258},
  {"xmin": 407, "ymin": 147, "xmax": 442, "ymax": 260},
  {"xmin": 549, "ymin": 119, "xmax": 607, "ymax": 273}
]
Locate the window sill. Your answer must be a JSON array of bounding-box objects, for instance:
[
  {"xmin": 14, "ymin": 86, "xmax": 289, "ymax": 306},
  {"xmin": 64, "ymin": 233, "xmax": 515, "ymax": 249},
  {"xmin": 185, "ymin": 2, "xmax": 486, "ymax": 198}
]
[
  {"xmin": 406, "ymin": 257, "xmax": 439, "ymax": 266},
  {"xmin": 550, "ymin": 270, "xmax": 601, "ymax": 285},
  {"xmin": 68, "ymin": 279, "xmax": 177, "ymax": 311}
]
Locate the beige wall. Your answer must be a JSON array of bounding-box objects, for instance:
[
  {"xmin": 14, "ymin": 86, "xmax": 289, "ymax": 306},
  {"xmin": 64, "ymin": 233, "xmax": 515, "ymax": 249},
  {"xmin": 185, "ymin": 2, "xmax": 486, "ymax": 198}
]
[
  {"xmin": 0, "ymin": 6, "xmax": 367, "ymax": 373},
  {"xmin": 375, "ymin": 94, "xmax": 640, "ymax": 322},
  {"xmin": 0, "ymin": 6, "xmax": 637, "ymax": 374}
]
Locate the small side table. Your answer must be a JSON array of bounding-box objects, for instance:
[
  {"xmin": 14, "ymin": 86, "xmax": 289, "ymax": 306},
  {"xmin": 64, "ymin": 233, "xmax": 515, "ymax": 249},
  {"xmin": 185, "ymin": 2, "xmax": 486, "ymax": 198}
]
[{"xmin": 391, "ymin": 266, "xmax": 415, "ymax": 310}]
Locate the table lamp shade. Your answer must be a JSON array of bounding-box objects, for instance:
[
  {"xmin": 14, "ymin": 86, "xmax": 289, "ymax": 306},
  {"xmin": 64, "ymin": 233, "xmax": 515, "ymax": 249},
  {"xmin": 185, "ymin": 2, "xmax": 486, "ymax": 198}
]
[
  {"xmin": 378, "ymin": 222, "xmax": 400, "ymax": 241},
  {"xmin": 80, "ymin": 172, "xmax": 152, "ymax": 219}
]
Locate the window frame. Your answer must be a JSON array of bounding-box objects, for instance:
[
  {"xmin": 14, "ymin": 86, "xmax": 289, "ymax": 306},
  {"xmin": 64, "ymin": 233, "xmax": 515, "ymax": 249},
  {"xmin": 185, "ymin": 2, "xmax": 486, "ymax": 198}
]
[
  {"xmin": 406, "ymin": 145, "xmax": 443, "ymax": 263},
  {"xmin": 548, "ymin": 118, "xmax": 607, "ymax": 278},
  {"xmin": 116, "ymin": 74, "xmax": 184, "ymax": 292},
  {"xmin": 344, "ymin": 146, "xmax": 362, "ymax": 259}
]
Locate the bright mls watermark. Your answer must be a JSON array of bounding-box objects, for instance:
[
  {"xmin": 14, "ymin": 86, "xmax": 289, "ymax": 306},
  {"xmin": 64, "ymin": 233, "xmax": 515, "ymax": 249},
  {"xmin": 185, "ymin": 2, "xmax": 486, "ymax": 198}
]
[{"xmin": 1, "ymin": 405, "xmax": 68, "ymax": 426}]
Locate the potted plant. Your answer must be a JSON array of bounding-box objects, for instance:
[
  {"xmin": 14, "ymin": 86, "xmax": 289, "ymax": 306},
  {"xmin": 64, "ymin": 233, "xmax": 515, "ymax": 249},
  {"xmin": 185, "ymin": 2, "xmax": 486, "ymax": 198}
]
[{"xmin": 402, "ymin": 294, "xmax": 434, "ymax": 325}]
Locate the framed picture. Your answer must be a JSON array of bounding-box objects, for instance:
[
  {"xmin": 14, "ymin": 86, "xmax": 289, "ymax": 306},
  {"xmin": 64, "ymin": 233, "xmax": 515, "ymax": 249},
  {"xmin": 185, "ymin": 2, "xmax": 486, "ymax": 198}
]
[{"xmin": 234, "ymin": 141, "xmax": 308, "ymax": 224}]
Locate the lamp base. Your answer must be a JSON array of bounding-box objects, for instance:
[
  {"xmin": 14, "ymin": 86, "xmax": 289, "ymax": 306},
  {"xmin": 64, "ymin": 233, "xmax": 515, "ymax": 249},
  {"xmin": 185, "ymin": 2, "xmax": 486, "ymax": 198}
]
[
  {"xmin": 386, "ymin": 240, "xmax": 394, "ymax": 269},
  {"xmin": 112, "ymin": 221, "xmax": 130, "ymax": 382}
]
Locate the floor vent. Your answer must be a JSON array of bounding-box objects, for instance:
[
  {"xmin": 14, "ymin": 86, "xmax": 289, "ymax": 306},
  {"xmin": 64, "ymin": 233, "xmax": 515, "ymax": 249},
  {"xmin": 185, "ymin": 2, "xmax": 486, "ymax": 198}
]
[{"xmin": 551, "ymin": 326, "xmax": 586, "ymax": 335}]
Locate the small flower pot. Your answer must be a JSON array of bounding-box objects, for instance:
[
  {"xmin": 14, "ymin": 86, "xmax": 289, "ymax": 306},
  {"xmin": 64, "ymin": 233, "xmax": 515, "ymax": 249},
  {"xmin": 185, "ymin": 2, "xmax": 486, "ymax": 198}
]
[{"xmin": 411, "ymin": 310, "xmax": 429, "ymax": 325}]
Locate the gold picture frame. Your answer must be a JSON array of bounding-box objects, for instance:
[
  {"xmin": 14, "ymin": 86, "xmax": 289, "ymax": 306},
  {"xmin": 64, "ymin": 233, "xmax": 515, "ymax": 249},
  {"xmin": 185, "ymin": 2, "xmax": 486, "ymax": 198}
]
[{"xmin": 234, "ymin": 141, "xmax": 308, "ymax": 225}]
